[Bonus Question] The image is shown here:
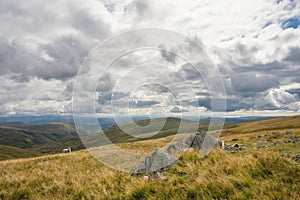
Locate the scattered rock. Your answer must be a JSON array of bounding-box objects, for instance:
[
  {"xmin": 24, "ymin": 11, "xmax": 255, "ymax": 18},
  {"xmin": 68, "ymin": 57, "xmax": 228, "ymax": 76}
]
[
  {"xmin": 232, "ymin": 143, "xmax": 239, "ymax": 148},
  {"xmin": 288, "ymin": 138, "xmax": 297, "ymax": 143},
  {"xmin": 271, "ymin": 137, "xmax": 300, "ymax": 146},
  {"xmin": 38, "ymin": 161, "xmax": 49, "ymax": 166},
  {"xmin": 274, "ymin": 133, "xmax": 284, "ymax": 138},
  {"xmin": 282, "ymin": 152, "xmax": 289, "ymax": 158},
  {"xmin": 223, "ymin": 143, "xmax": 245, "ymax": 152},
  {"xmin": 286, "ymin": 130, "xmax": 294, "ymax": 135}
]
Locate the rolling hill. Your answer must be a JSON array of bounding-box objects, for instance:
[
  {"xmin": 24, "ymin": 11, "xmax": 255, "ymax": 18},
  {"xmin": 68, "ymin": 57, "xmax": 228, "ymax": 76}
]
[
  {"xmin": 104, "ymin": 117, "xmax": 204, "ymax": 143},
  {"xmin": 0, "ymin": 122, "xmax": 77, "ymax": 149},
  {"xmin": 1, "ymin": 115, "xmax": 300, "ymax": 161}
]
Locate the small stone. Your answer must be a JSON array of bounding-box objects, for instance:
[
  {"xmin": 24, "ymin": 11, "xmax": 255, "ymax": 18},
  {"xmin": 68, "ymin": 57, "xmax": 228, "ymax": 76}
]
[
  {"xmin": 283, "ymin": 152, "xmax": 289, "ymax": 157},
  {"xmin": 288, "ymin": 139, "xmax": 296, "ymax": 143},
  {"xmin": 38, "ymin": 161, "xmax": 49, "ymax": 166},
  {"xmin": 286, "ymin": 130, "xmax": 294, "ymax": 135},
  {"xmin": 265, "ymin": 134, "xmax": 271, "ymax": 137},
  {"xmin": 274, "ymin": 133, "xmax": 284, "ymax": 138},
  {"xmin": 232, "ymin": 143, "xmax": 239, "ymax": 148}
]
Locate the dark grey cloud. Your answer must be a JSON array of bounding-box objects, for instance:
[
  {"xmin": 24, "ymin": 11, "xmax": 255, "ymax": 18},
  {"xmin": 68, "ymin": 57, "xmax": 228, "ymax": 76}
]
[
  {"xmin": 159, "ymin": 45, "xmax": 177, "ymax": 63},
  {"xmin": 71, "ymin": 9, "xmax": 110, "ymax": 39},
  {"xmin": 287, "ymin": 88, "xmax": 300, "ymax": 97},
  {"xmin": 195, "ymin": 91, "xmax": 210, "ymax": 96},
  {"xmin": 0, "ymin": 35, "xmax": 90, "ymax": 81},
  {"xmin": 195, "ymin": 97, "xmax": 251, "ymax": 112},
  {"xmin": 0, "ymin": 0, "xmax": 112, "ymax": 82},
  {"xmin": 98, "ymin": 91, "xmax": 127, "ymax": 104},
  {"xmin": 179, "ymin": 63, "xmax": 201, "ymax": 80},
  {"xmin": 284, "ymin": 47, "xmax": 300, "ymax": 64},
  {"xmin": 96, "ymin": 73, "xmax": 114, "ymax": 92},
  {"xmin": 231, "ymin": 73, "xmax": 278, "ymax": 94}
]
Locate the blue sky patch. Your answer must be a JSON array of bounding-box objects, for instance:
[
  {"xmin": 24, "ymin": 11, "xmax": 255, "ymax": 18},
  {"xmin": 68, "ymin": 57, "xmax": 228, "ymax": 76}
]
[{"xmin": 282, "ymin": 17, "xmax": 299, "ymax": 29}]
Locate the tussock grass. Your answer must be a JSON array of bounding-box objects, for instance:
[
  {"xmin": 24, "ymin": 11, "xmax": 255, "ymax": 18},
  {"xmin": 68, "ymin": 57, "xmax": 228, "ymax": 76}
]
[{"xmin": 1, "ymin": 147, "xmax": 299, "ymax": 199}]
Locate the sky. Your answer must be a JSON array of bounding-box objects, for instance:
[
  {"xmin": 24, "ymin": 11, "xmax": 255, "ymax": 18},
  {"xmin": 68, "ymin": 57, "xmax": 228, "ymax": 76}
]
[{"xmin": 0, "ymin": 0, "xmax": 300, "ymax": 117}]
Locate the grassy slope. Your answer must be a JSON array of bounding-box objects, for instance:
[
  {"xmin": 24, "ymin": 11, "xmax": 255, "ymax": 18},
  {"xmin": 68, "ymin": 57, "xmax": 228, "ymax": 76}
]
[
  {"xmin": 31, "ymin": 136, "xmax": 84, "ymax": 154},
  {"xmin": 0, "ymin": 115, "xmax": 300, "ymax": 199},
  {"xmin": 221, "ymin": 115, "xmax": 300, "ymax": 136},
  {"xmin": 0, "ymin": 148, "xmax": 299, "ymax": 199},
  {"xmin": 0, "ymin": 145, "xmax": 40, "ymax": 161}
]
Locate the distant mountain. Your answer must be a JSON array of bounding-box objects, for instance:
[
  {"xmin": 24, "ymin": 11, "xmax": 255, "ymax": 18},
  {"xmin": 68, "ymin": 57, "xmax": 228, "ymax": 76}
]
[
  {"xmin": 104, "ymin": 117, "xmax": 204, "ymax": 144},
  {"xmin": 0, "ymin": 115, "xmax": 74, "ymax": 124},
  {"xmin": 0, "ymin": 122, "xmax": 77, "ymax": 149},
  {"xmin": 0, "ymin": 115, "xmax": 118, "ymax": 130}
]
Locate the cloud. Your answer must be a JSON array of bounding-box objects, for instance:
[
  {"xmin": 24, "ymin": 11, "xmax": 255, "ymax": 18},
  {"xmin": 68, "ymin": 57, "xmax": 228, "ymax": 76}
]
[
  {"xmin": 159, "ymin": 45, "xmax": 177, "ymax": 63},
  {"xmin": 170, "ymin": 106, "xmax": 187, "ymax": 113},
  {"xmin": 284, "ymin": 47, "xmax": 300, "ymax": 64},
  {"xmin": 98, "ymin": 91, "xmax": 127, "ymax": 104},
  {"xmin": 129, "ymin": 100, "xmax": 160, "ymax": 108},
  {"xmin": 1, "ymin": 0, "xmax": 300, "ymax": 115},
  {"xmin": 0, "ymin": 0, "xmax": 113, "ymax": 82},
  {"xmin": 195, "ymin": 97, "xmax": 250, "ymax": 112},
  {"xmin": 231, "ymin": 73, "xmax": 279, "ymax": 94}
]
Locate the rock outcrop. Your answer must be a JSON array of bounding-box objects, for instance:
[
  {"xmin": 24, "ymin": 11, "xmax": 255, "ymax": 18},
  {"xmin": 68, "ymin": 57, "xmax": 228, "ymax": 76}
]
[{"xmin": 133, "ymin": 131, "xmax": 214, "ymax": 177}]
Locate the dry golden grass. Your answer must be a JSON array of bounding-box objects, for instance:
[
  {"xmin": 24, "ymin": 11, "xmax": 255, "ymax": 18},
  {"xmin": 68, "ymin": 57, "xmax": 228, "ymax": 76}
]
[
  {"xmin": 221, "ymin": 115, "xmax": 300, "ymax": 136},
  {"xmin": 1, "ymin": 145, "xmax": 299, "ymax": 199}
]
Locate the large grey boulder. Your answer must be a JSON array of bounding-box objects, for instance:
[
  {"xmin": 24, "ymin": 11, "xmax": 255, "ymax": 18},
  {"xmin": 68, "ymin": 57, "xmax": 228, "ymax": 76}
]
[
  {"xmin": 165, "ymin": 131, "xmax": 212, "ymax": 154},
  {"xmin": 133, "ymin": 150, "xmax": 178, "ymax": 175}
]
